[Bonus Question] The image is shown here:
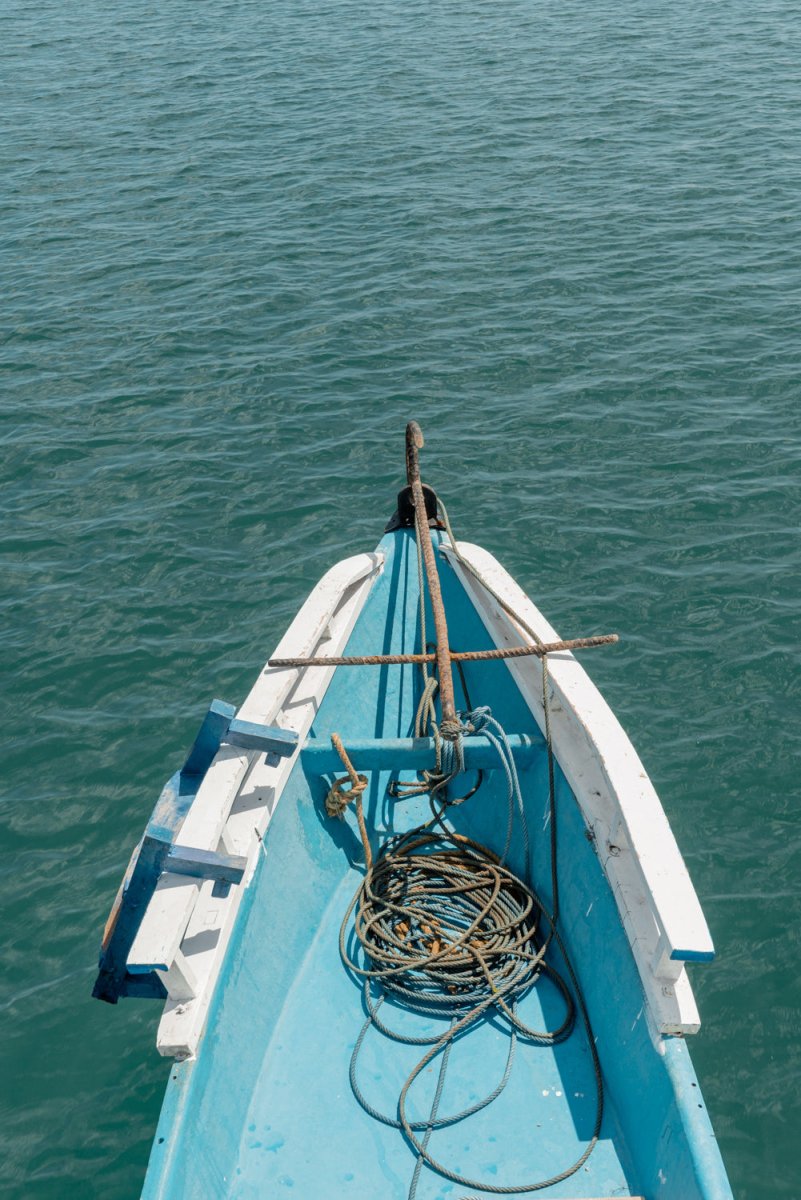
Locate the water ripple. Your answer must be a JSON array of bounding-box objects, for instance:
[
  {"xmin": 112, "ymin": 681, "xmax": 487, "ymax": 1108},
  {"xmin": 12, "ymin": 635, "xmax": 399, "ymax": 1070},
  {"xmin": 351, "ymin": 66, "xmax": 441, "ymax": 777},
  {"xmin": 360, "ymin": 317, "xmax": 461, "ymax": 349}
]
[{"xmin": 2, "ymin": 0, "xmax": 800, "ymax": 1195}]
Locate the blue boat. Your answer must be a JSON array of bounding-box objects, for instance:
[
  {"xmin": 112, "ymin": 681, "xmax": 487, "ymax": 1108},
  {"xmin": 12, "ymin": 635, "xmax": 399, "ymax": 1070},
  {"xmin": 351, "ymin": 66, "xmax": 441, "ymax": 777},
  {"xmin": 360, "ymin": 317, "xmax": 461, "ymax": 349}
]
[{"xmin": 95, "ymin": 424, "xmax": 733, "ymax": 1199}]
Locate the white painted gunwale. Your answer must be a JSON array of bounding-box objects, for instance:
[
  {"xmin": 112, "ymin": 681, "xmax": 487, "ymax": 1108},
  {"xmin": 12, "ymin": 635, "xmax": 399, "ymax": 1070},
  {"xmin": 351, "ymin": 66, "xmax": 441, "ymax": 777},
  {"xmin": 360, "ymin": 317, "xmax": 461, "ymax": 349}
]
[
  {"xmin": 440, "ymin": 540, "xmax": 713, "ymax": 1036},
  {"xmin": 128, "ymin": 551, "xmax": 384, "ymax": 1059}
]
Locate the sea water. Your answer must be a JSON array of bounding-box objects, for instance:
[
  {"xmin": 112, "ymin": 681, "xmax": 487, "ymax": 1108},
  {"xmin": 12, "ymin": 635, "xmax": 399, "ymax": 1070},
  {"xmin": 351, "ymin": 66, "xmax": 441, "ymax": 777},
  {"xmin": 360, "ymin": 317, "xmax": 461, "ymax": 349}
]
[{"xmin": 3, "ymin": 1, "xmax": 800, "ymax": 1195}]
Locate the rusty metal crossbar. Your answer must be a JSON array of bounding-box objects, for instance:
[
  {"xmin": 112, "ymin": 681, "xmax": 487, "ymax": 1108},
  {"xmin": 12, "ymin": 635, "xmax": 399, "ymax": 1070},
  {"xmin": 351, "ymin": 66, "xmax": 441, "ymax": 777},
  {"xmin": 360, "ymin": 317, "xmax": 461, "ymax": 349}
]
[
  {"xmin": 267, "ymin": 632, "xmax": 618, "ymax": 670},
  {"xmin": 268, "ymin": 425, "xmax": 618, "ymax": 707}
]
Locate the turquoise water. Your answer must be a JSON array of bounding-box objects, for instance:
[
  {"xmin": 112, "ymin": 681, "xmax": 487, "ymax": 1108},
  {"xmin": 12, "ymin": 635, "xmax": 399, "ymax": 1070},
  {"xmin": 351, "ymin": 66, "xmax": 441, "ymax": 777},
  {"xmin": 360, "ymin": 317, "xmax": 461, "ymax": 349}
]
[{"xmin": 3, "ymin": 0, "xmax": 799, "ymax": 1195}]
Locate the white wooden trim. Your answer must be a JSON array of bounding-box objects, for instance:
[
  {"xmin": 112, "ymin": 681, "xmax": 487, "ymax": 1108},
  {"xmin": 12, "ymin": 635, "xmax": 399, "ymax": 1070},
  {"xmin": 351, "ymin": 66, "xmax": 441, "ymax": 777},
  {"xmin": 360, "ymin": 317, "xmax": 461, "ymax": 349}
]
[
  {"xmin": 440, "ymin": 541, "xmax": 713, "ymax": 1036},
  {"xmin": 126, "ymin": 746, "xmax": 254, "ymax": 994},
  {"xmin": 177, "ymin": 746, "xmax": 253, "ymax": 853},
  {"xmin": 154, "ymin": 551, "xmax": 384, "ymax": 1057},
  {"xmin": 156, "ymin": 950, "xmax": 198, "ymax": 1003},
  {"xmin": 128, "ymin": 875, "xmax": 198, "ymax": 977}
]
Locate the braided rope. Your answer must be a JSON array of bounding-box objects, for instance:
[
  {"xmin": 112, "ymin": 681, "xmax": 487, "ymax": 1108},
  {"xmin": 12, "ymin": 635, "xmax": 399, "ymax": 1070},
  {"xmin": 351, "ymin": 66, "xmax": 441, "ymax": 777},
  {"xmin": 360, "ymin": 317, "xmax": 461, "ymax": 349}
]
[
  {"xmin": 334, "ymin": 712, "xmax": 603, "ymax": 1198},
  {"xmin": 327, "ymin": 733, "xmax": 372, "ymax": 871},
  {"xmin": 328, "ymin": 496, "xmax": 604, "ymax": 1196}
]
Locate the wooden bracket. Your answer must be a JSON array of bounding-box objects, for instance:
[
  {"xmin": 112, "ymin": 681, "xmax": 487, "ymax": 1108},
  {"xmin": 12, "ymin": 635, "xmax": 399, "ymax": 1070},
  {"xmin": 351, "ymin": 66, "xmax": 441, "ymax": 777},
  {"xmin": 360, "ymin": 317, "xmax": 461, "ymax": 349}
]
[
  {"xmin": 184, "ymin": 699, "xmax": 298, "ymax": 775},
  {"xmin": 166, "ymin": 844, "xmax": 247, "ymax": 885},
  {"xmin": 93, "ymin": 697, "xmax": 297, "ymax": 1005}
]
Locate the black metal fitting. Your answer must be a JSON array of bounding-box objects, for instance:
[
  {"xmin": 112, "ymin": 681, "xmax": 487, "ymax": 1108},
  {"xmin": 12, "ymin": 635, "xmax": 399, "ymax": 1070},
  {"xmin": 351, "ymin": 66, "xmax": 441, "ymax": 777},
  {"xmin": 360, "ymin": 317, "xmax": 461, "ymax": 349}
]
[{"xmin": 385, "ymin": 483, "xmax": 442, "ymax": 532}]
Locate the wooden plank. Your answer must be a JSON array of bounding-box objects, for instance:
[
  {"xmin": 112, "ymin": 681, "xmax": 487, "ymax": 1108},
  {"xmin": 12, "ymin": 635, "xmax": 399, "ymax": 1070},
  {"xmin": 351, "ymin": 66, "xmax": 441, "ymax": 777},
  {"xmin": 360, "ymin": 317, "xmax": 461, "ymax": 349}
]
[
  {"xmin": 166, "ymin": 844, "xmax": 247, "ymax": 885},
  {"xmin": 126, "ymin": 749, "xmax": 251, "ymax": 981},
  {"xmin": 93, "ymin": 831, "xmax": 173, "ymax": 1003},
  {"xmin": 144, "ymin": 770, "xmax": 197, "ymax": 844},
  {"xmin": 224, "ymin": 717, "xmax": 298, "ymax": 756},
  {"xmin": 182, "ymin": 699, "xmax": 236, "ymax": 777},
  {"xmin": 128, "ymin": 875, "xmax": 199, "ymax": 974},
  {"xmin": 124, "ymin": 746, "xmax": 253, "ymax": 988},
  {"xmin": 98, "ymin": 659, "xmax": 309, "ymax": 1005},
  {"xmin": 176, "ymin": 746, "xmax": 251, "ymax": 851},
  {"xmin": 156, "ymin": 949, "xmax": 198, "ymax": 1003}
]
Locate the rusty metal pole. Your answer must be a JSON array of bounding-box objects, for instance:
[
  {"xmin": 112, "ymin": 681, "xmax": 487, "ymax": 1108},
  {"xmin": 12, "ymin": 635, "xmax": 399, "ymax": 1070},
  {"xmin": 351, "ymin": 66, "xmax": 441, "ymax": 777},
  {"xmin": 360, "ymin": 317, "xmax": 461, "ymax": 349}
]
[
  {"xmin": 267, "ymin": 632, "xmax": 619, "ymax": 669},
  {"xmin": 406, "ymin": 421, "xmax": 459, "ymax": 737}
]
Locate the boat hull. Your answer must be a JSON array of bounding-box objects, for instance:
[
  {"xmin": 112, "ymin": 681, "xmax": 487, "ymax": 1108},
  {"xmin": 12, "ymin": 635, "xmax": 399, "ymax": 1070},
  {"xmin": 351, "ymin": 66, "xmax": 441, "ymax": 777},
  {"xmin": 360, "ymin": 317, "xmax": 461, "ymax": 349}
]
[{"xmin": 137, "ymin": 529, "xmax": 732, "ymax": 1199}]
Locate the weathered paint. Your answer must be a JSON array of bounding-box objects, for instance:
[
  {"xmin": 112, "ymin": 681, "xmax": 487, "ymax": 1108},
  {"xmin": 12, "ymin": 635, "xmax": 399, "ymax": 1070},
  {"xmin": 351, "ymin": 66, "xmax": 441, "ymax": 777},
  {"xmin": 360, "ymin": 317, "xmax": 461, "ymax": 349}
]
[
  {"xmin": 300, "ymin": 731, "xmax": 542, "ymax": 774},
  {"xmin": 153, "ymin": 551, "xmax": 385, "ymax": 1057},
  {"xmin": 165, "ymin": 845, "xmax": 247, "ymax": 885},
  {"xmin": 182, "ymin": 700, "xmax": 237, "ymax": 778},
  {"xmin": 223, "ymin": 716, "xmax": 298, "ymax": 756},
  {"xmin": 93, "ymin": 766, "xmax": 198, "ymax": 1004},
  {"xmin": 95, "ymin": 700, "xmax": 281, "ymax": 1008}
]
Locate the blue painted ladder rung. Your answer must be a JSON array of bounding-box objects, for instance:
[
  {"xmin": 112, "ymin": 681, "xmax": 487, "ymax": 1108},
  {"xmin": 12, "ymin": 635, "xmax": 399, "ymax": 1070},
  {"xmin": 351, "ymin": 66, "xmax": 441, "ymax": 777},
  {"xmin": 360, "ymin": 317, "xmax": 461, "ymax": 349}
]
[
  {"xmin": 224, "ymin": 716, "xmax": 299, "ymax": 757},
  {"xmin": 183, "ymin": 699, "xmax": 237, "ymax": 777},
  {"xmin": 183, "ymin": 699, "xmax": 298, "ymax": 776},
  {"xmin": 166, "ymin": 844, "xmax": 248, "ymax": 885}
]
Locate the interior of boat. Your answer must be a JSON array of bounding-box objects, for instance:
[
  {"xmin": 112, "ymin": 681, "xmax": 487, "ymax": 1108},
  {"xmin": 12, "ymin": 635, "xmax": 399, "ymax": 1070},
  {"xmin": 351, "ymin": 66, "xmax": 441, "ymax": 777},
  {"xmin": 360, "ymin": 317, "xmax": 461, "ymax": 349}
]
[{"xmin": 142, "ymin": 524, "xmax": 719, "ymax": 1200}]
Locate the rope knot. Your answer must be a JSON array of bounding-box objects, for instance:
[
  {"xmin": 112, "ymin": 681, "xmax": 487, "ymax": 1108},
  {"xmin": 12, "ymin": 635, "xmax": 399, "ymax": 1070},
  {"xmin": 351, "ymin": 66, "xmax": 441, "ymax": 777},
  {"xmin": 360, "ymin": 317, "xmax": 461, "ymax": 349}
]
[
  {"xmin": 438, "ymin": 731, "xmax": 464, "ymax": 781},
  {"xmin": 326, "ymin": 732, "xmax": 373, "ymax": 870},
  {"xmin": 438, "ymin": 716, "xmax": 464, "ymax": 742},
  {"xmin": 461, "ymin": 705, "xmax": 492, "ymax": 734},
  {"xmin": 325, "ymin": 772, "xmax": 367, "ymax": 819}
]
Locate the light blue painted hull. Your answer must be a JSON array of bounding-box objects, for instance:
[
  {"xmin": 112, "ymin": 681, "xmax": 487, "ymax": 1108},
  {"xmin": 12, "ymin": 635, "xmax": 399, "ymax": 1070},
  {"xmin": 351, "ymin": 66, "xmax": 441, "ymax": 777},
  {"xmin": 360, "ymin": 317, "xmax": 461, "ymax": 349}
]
[{"xmin": 141, "ymin": 530, "xmax": 732, "ymax": 1200}]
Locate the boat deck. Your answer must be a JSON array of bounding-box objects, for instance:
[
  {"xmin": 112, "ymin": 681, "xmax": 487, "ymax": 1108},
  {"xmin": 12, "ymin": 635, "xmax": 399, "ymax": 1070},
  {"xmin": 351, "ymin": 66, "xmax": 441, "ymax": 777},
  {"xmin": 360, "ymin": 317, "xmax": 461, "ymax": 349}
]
[{"xmin": 229, "ymin": 862, "xmax": 638, "ymax": 1199}]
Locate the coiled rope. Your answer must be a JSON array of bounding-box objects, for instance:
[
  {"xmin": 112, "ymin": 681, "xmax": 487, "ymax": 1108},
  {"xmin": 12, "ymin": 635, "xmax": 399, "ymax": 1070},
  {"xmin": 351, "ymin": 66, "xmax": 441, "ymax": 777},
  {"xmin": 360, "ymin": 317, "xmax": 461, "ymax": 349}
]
[
  {"xmin": 331, "ymin": 712, "xmax": 603, "ymax": 1198},
  {"xmin": 326, "ymin": 501, "xmax": 604, "ymax": 1197}
]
